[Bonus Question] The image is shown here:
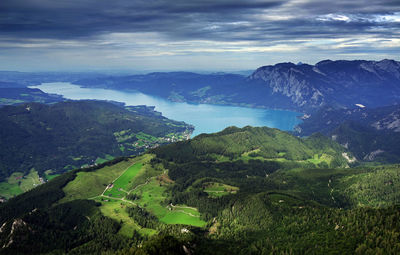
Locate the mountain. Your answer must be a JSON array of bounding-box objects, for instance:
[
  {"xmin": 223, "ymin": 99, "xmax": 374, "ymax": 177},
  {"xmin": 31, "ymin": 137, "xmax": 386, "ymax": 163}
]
[
  {"xmin": 71, "ymin": 59, "xmax": 400, "ymax": 112},
  {"xmin": 295, "ymin": 105, "xmax": 400, "ymax": 163},
  {"xmin": 2, "ymin": 59, "xmax": 399, "ymax": 112},
  {"xmin": 3, "ymin": 126, "xmax": 398, "ymax": 254},
  {"xmin": 0, "ymin": 100, "xmax": 192, "ymax": 197},
  {"xmin": 249, "ymin": 59, "xmax": 400, "ymax": 110}
]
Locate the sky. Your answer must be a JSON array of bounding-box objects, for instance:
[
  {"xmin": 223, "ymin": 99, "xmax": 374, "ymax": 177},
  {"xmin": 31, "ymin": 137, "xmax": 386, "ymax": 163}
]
[{"xmin": 0, "ymin": 0, "xmax": 399, "ymax": 72}]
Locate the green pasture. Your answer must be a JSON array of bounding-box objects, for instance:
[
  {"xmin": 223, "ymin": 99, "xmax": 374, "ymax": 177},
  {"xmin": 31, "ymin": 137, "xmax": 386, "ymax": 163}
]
[
  {"xmin": 0, "ymin": 182, "xmax": 22, "ymax": 199},
  {"xmin": 60, "ymin": 159, "xmax": 135, "ymax": 202},
  {"xmin": 136, "ymin": 132, "xmax": 157, "ymax": 142},
  {"xmin": 19, "ymin": 169, "xmax": 41, "ymax": 192},
  {"xmin": 160, "ymin": 211, "xmax": 205, "ymax": 227},
  {"xmin": 306, "ymin": 153, "xmax": 333, "ymax": 166},
  {"xmin": 103, "ymin": 163, "xmax": 143, "ymax": 197},
  {"xmin": 99, "ymin": 200, "xmax": 156, "ymax": 237},
  {"xmin": 0, "ymin": 170, "xmax": 41, "ymax": 199},
  {"xmin": 131, "ymin": 179, "xmax": 206, "ymax": 227}
]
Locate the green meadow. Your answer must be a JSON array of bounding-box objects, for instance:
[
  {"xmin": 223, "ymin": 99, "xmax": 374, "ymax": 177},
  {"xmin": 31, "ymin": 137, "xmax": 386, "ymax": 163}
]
[
  {"xmin": 60, "ymin": 159, "xmax": 136, "ymax": 203},
  {"xmin": 95, "ymin": 154, "xmax": 115, "ymax": 164},
  {"xmin": 130, "ymin": 179, "xmax": 206, "ymax": 227},
  {"xmin": 104, "ymin": 163, "xmax": 143, "ymax": 197},
  {"xmin": 98, "ymin": 200, "xmax": 157, "ymax": 237},
  {"xmin": 0, "ymin": 170, "xmax": 41, "ymax": 199}
]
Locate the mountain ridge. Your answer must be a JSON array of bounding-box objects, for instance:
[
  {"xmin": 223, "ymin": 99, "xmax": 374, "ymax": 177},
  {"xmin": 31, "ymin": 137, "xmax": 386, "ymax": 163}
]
[
  {"xmin": 1, "ymin": 59, "xmax": 399, "ymax": 112},
  {"xmin": 249, "ymin": 59, "xmax": 400, "ymax": 110}
]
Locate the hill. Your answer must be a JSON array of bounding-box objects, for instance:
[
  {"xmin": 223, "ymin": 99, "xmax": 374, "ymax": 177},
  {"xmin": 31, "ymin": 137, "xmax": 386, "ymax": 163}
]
[
  {"xmin": 3, "ymin": 126, "xmax": 399, "ymax": 254},
  {"xmin": 0, "ymin": 100, "xmax": 192, "ymax": 198},
  {"xmin": 0, "ymin": 87, "xmax": 63, "ymax": 106}
]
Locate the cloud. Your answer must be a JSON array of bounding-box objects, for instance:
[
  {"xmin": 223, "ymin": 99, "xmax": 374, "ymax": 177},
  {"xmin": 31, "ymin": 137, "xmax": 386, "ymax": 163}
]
[{"xmin": 0, "ymin": 0, "xmax": 399, "ymax": 71}]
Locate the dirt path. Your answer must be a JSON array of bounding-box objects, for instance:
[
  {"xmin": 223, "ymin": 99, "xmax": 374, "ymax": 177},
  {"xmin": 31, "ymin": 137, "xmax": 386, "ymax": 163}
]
[{"xmin": 170, "ymin": 204, "xmax": 198, "ymax": 211}]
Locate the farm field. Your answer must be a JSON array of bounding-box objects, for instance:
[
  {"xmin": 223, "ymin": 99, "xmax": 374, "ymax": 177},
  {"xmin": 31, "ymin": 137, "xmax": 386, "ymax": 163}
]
[
  {"xmin": 19, "ymin": 169, "xmax": 41, "ymax": 192},
  {"xmin": 103, "ymin": 163, "xmax": 143, "ymax": 198},
  {"xmin": 0, "ymin": 170, "xmax": 41, "ymax": 199},
  {"xmin": 60, "ymin": 158, "xmax": 136, "ymax": 203}
]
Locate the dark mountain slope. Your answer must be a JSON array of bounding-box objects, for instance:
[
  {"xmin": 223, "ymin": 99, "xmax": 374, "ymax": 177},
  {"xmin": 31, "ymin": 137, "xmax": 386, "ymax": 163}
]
[
  {"xmin": 296, "ymin": 105, "xmax": 400, "ymax": 163},
  {"xmin": 0, "ymin": 100, "xmax": 192, "ymax": 181}
]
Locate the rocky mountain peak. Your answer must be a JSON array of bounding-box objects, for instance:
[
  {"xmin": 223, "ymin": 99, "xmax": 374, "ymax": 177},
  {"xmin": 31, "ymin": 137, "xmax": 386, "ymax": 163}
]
[{"xmin": 248, "ymin": 59, "xmax": 400, "ymax": 110}]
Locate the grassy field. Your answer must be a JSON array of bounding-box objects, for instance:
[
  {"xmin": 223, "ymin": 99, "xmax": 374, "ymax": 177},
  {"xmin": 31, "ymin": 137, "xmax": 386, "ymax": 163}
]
[
  {"xmin": 160, "ymin": 211, "xmax": 204, "ymax": 226},
  {"xmin": 104, "ymin": 163, "xmax": 143, "ymax": 198},
  {"xmin": 19, "ymin": 169, "xmax": 41, "ymax": 192},
  {"xmin": 0, "ymin": 182, "xmax": 22, "ymax": 199},
  {"xmin": 60, "ymin": 158, "xmax": 136, "ymax": 203},
  {"xmin": 0, "ymin": 170, "xmax": 42, "ymax": 199},
  {"xmin": 61, "ymin": 153, "xmax": 206, "ymax": 233},
  {"xmin": 44, "ymin": 170, "xmax": 60, "ymax": 181},
  {"xmin": 306, "ymin": 153, "xmax": 333, "ymax": 166},
  {"xmin": 95, "ymin": 154, "xmax": 115, "ymax": 164},
  {"xmin": 98, "ymin": 200, "xmax": 156, "ymax": 237},
  {"xmin": 136, "ymin": 132, "xmax": 157, "ymax": 142},
  {"xmin": 203, "ymin": 182, "xmax": 239, "ymax": 198},
  {"xmin": 131, "ymin": 179, "xmax": 206, "ymax": 227}
]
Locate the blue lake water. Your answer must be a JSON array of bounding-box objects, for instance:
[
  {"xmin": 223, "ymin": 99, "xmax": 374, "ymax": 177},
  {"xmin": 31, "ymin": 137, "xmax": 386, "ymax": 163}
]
[{"xmin": 32, "ymin": 82, "xmax": 302, "ymax": 137}]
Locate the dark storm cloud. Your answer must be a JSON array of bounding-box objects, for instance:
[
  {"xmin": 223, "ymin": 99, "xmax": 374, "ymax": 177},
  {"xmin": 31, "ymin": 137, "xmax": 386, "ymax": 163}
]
[
  {"xmin": 0, "ymin": 0, "xmax": 399, "ymax": 72},
  {"xmin": 0, "ymin": 0, "xmax": 283, "ymax": 40},
  {"xmin": 1, "ymin": 0, "xmax": 399, "ymax": 43}
]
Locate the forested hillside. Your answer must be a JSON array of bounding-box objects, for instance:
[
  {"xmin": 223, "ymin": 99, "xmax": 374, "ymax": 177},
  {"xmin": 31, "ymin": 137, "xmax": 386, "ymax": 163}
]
[
  {"xmin": 0, "ymin": 100, "xmax": 192, "ymax": 198},
  {"xmin": 0, "ymin": 87, "xmax": 62, "ymax": 106},
  {"xmin": 2, "ymin": 126, "xmax": 399, "ymax": 254}
]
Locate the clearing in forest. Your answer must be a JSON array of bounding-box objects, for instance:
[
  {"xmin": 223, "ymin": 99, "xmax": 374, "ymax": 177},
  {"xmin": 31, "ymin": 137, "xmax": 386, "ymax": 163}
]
[{"xmin": 203, "ymin": 182, "xmax": 239, "ymax": 198}]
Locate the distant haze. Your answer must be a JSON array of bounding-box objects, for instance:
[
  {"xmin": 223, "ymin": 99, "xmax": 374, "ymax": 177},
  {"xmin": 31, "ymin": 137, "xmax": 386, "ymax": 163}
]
[{"xmin": 0, "ymin": 0, "xmax": 399, "ymax": 71}]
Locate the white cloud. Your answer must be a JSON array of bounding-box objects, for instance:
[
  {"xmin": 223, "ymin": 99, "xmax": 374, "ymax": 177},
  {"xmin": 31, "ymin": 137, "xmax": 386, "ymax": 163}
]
[{"xmin": 317, "ymin": 14, "xmax": 351, "ymax": 22}]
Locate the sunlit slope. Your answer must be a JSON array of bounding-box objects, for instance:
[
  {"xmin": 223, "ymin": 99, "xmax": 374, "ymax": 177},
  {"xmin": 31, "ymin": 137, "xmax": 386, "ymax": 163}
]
[{"xmin": 155, "ymin": 126, "xmax": 350, "ymax": 168}]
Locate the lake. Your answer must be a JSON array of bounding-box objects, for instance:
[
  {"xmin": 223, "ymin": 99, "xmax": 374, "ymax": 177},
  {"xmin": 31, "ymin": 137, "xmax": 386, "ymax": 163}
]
[{"xmin": 31, "ymin": 82, "xmax": 302, "ymax": 137}]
